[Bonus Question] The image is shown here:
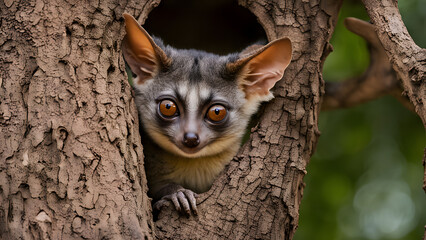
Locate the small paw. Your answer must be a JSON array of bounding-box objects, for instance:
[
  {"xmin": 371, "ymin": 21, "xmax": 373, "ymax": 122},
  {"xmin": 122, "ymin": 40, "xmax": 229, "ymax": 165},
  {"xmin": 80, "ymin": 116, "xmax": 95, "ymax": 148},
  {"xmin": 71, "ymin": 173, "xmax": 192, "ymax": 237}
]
[{"xmin": 153, "ymin": 189, "xmax": 198, "ymax": 216}]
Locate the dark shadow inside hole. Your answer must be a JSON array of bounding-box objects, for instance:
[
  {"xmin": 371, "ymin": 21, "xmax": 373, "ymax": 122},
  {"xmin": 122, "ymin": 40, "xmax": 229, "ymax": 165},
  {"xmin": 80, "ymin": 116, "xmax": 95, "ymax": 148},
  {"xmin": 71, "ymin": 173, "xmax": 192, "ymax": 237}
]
[{"xmin": 143, "ymin": 0, "xmax": 267, "ymax": 55}]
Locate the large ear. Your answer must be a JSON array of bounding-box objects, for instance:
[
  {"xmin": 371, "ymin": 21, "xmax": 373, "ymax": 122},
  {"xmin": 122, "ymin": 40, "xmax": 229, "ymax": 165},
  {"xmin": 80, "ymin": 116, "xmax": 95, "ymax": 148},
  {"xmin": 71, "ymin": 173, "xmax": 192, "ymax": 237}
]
[
  {"xmin": 228, "ymin": 38, "xmax": 292, "ymax": 101},
  {"xmin": 122, "ymin": 13, "xmax": 171, "ymax": 85}
]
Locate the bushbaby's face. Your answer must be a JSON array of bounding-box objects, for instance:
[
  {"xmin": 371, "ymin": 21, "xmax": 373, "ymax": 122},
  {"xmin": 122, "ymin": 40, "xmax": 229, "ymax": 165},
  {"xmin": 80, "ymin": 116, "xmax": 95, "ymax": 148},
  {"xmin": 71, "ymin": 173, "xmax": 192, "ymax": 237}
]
[
  {"xmin": 133, "ymin": 50, "xmax": 253, "ymax": 158},
  {"xmin": 122, "ymin": 14, "xmax": 291, "ymax": 158}
]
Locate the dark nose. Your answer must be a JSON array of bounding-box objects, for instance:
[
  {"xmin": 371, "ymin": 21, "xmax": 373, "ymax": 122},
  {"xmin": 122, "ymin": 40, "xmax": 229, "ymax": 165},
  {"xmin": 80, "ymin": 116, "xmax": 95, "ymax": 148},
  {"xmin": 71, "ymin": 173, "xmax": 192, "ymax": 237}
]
[{"xmin": 183, "ymin": 132, "xmax": 200, "ymax": 148}]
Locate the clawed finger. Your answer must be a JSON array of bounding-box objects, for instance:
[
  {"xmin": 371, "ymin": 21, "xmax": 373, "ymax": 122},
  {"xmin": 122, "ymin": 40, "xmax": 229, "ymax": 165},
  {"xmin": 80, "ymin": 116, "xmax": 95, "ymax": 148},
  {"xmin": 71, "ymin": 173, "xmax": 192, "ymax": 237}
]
[
  {"xmin": 177, "ymin": 191, "xmax": 191, "ymax": 216},
  {"xmin": 182, "ymin": 189, "xmax": 198, "ymax": 215},
  {"xmin": 170, "ymin": 194, "xmax": 182, "ymax": 212},
  {"xmin": 154, "ymin": 189, "xmax": 199, "ymax": 216}
]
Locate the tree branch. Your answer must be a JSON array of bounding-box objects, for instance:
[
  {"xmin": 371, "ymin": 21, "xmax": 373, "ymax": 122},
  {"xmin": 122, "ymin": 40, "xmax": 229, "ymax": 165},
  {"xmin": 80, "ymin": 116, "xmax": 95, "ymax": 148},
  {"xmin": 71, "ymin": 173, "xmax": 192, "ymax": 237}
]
[
  {"xmin": 152, "ymin": 0, "xmax": 344, "ymax": 238},
  {"xmin": 361, "ymin": 3, "xmax": 426, "ymax": 233},
  {"xmin": 322, "ymin": 18, "xmax": 414, "ymax": 112},
  {"xmin": 361, "ymin": 0, "xmax": 425, "ymax": 123}
]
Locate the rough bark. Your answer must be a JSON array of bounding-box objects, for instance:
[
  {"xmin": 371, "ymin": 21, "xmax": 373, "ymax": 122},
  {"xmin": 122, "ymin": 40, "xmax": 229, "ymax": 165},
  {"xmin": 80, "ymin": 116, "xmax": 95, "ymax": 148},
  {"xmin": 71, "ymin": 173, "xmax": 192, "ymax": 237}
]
[
  {"xmin": 323, "ymin": 0, "xmax": 426, "ymax": 237},
  {"xmin": 362, "ymin": 0, "xmax": 425, "ymax": 122},
  {"xmin": 322, "ymin": 18, "xmax": 413, "ymax": 112},
  {"xmin": 361, "ymin": 1, "xmax": 426, "ymax": 235},
  {"xmin": 153, "ymin": 0, "xmax": 342, "ymax": 239},
  {"xmin": 0, "ymin": 1, "xmax": 157, "ymax": 238},
  {"xmin": 1, "ymin": 0, "xmax": 342, "ymax": 238},
  {"xmin": 2, "ymin": 0, "xmax": 424, "ymax": 239},
  {"xmin": 359, "ymin": 0, "xmax": 426, "ymax": 193}
]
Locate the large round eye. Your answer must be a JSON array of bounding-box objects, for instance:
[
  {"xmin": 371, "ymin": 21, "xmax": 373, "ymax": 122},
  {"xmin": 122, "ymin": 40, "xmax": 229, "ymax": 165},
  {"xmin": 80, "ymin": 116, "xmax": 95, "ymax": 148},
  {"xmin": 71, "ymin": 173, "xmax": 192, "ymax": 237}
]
[
  {"xmin": 159, "ymin": 99, "xmax": 178, "ymax": 117},
  {"xmin": 206, "ymin": 105, "xmax": 227, "ymax": 122}
]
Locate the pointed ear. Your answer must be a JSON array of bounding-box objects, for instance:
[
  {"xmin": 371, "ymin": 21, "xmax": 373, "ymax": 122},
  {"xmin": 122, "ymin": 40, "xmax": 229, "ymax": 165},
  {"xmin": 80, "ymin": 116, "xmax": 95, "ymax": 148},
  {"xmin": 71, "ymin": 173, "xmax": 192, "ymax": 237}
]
[
  {"xmin": 122, "ymin": 13, "xmax": 171, "ymax": 85},
  {"xmin": 228, "ymin": 38, "xmax": 292, "ymax": 101}
]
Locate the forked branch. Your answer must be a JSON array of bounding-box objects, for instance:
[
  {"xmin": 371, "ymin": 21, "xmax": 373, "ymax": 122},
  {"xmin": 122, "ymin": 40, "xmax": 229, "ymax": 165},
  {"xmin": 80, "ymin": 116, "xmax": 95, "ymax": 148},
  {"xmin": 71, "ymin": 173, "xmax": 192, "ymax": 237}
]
[
  {"xmin": 322, "ymin": 18, "xmax": 413, "ymax": 111},
  {"xmin": 362, "ymin": 0, "xmax": 425, "ymax": 123}
]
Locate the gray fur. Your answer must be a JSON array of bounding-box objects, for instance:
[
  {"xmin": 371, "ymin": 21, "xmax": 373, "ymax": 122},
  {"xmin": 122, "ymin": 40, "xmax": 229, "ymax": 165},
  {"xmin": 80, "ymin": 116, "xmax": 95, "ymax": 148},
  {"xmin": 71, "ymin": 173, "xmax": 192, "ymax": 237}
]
[
  {"xmin": 133, "ymin": 38, "xmax": 250, "ymax": 151},
  {"xmin": 122, "ymin": 13, "xmax": 290, "ymax": 215},
  {"xmin": 128, "ymin": 37, "xmax": 257, "ymax": 214}
]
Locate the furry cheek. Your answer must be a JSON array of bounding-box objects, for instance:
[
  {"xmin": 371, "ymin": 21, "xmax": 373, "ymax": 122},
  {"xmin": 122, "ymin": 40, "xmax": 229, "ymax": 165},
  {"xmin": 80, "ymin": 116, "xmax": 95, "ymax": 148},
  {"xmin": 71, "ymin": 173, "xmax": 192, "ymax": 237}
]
[{"xmin": 143, "ymin": 120, "xmax": 243, "ymax": 159}]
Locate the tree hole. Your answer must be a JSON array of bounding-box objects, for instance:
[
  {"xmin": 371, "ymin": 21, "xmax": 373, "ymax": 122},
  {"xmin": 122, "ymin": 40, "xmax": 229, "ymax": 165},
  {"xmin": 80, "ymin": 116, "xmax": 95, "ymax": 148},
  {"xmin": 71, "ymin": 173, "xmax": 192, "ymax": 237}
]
[{"xmin": 143, "ymin": 0, "xmax": 267, "ymax": 55}]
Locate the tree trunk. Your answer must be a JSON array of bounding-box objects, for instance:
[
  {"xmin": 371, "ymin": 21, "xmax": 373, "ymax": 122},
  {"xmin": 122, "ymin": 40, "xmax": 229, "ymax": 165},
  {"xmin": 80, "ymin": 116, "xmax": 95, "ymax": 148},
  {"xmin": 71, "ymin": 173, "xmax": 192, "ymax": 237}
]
[
  {"xmin": 1, "ymin": 0, "xmax": 424, "ymax": 239},
  {"xmin": 360, "ymin": 2, "xmax": 426, "ymax": 236},
  {"xmin": 0, "ymin": 1, "xmax": 156, "ymax": 238},
  {"xmin": 360, "ymin": 0, "xmax": 426, "ymax": 193},
  {"xmin": 153, "ymin": 0, "xmax": 343, "ymax": 239}
]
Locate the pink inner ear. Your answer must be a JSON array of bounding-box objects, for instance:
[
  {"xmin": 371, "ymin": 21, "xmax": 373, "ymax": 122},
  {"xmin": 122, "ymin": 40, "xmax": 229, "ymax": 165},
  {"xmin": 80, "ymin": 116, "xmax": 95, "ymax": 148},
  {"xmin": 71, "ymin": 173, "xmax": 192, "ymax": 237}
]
[
  {"xmin": 244, "ymin": 71, "xmax": 283, "ymax": 96},
  {"xmin": 241, "ymin": 38, "xmax": 292, "ymax": 97},
  {"xmin": 134, "ymin": 49, "xmax": 157, "ymax": 83},
  {"xmin": 123, "ymin": 14, "xmax": 160, "ymax": 84}
]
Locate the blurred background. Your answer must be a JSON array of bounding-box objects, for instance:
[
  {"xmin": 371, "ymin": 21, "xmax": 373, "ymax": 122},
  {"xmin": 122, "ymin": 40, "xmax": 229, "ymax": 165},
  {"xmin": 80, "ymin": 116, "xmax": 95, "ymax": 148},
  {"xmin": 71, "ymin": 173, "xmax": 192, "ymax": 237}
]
[
  {"xmin": 143, "ymin": 0, "xmax": 426, "ymax": 239},
  {"xmin": 295, "ymin": 1, "xmax": 426, "ymax": 239}
]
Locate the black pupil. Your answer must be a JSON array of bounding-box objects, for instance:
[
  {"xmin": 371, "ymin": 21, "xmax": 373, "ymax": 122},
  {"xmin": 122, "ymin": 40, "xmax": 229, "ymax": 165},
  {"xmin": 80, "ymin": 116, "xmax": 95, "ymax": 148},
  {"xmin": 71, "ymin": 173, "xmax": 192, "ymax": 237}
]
[
  {"xmin": 215, "ymin": 108, "xmax": 220, "ymax": 115},
  {"xmin": 165, "ymin": 103, "xmax": 171, "ymax": 109}
]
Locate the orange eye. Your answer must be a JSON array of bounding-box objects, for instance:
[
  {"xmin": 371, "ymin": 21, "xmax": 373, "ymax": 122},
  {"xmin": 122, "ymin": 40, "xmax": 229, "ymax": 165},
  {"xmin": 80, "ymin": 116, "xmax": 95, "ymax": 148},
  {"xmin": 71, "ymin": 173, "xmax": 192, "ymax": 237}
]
[
  {"xmin": 159, "ymin": 100, "xmax": 178, "ymax": 117},
  {"xmin": 207, "ymin": 105, "xmax": 227, "ymax": 122}
]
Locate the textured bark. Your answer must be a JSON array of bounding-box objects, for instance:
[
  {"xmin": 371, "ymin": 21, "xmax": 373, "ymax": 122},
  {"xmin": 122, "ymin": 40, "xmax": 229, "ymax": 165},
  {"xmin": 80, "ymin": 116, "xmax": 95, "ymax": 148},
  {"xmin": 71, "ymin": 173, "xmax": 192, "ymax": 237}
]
[
  {"xmin": 1, "ymin": 0, "xmax": 342, "ymax": 239},
  {"xmin": 153, "ymin": 0, "xmax": 342, "ymax": 239},
  {"xmin": 360, "ymin": 0, "xmax": 426, "ymax": 193},
  {"xmin": 361, "ymin": 1, "xmax": 426, "ymax": 236},
  {"xmin": 0, "ymin": 0, "xmax": 157, "ymax": 238},
  {"xmin": 362, "ymin": 0, "xmax": 425, "ymax": 122},
  {"xmin": 2, "ymin": 0, "xmax": 424, "ymax": 239},
  {"xmin": 323, "ymin": 0, "xmax": 426, "ymax": 237},
  {"xmin": 322, "ymin": 18, "xmax": 413, "ymax": 112}
]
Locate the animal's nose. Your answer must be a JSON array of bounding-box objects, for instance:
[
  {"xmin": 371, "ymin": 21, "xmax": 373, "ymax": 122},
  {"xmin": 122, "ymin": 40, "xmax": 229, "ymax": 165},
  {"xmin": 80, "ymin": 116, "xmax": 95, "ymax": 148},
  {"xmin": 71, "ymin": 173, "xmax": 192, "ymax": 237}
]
[{"xmin": 183, "ymin": 132, "xmax": 200, "ymax": 148}]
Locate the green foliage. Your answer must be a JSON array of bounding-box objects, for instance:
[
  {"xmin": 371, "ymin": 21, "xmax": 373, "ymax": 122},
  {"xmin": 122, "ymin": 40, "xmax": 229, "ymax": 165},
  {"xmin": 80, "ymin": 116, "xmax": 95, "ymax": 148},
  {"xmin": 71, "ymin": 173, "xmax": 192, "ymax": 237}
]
[
  {"xmin": 399, "ymin": 0, "xmax": 426, "ymax": 48},
  {"xmin": 322, "ymin": 2, "xmax": 369, "ymax": 81},
  {"xmin": 294, "ymin": 1, "xmax": 426, "ymax": 240}
]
